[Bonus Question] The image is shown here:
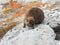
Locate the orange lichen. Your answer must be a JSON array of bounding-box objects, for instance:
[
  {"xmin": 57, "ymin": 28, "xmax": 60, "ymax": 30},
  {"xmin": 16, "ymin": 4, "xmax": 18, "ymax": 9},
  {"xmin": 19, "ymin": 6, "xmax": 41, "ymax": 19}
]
[
  {"xmin": 14, "ymin": 11, "xmax": 27, "ymax": 18},
  {"xmin": 3, "ymin": 8, "xmax": 12, "ymax": 14},
  {"xmin": 23, "ymin": 5, "xmax": 32, "ymax": 9},
  {"xmin": 10, "ymin": 1, "xmax": 23, "ymax": 9},
  {"xmin": 3, "ymin": 9, "xmax": 10, "ymax": 14}
]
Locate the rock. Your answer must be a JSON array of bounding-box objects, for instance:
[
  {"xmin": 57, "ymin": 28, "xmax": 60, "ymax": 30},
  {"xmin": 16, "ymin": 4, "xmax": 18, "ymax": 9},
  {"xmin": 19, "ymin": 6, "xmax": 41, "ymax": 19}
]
[{"xmin": 0, "ymin": 23, "xmax": 56, "ymax": 45}]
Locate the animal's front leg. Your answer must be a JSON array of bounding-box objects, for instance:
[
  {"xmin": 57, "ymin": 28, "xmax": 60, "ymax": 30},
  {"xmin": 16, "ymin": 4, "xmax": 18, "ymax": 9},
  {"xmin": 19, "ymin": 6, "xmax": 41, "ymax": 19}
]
[
  {"xmin": 32, "ymin": 26, "xmax": 34, "ymax": 29},
  {"xmin": 23, "ymin": 23, "xmax": 26, "ymax": 28}
]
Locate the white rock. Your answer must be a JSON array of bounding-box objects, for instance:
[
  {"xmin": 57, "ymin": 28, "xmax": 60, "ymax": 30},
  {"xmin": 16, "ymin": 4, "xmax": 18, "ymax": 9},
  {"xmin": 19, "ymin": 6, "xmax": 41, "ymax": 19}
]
[
  {"xmin": 44, "ymin": 8, "xmax": 60, "ymax": 27},
  {"xmin": 0, "ymin": 0, "xmax": 9, "ymax": 4},
  {"xmin": 0, "ymin": 24, "xmax": 56, "ymax": 45}
]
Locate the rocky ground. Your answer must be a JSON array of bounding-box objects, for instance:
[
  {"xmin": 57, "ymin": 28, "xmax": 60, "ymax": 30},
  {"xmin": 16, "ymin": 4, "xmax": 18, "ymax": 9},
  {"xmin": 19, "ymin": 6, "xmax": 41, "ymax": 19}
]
[
  {"xmin": 0, "ymin": 7, "xmax": 60, "ymax": 45},
  {"xmin": 0, "ymin": 0, "xmax": 60, "ymax": 45}
]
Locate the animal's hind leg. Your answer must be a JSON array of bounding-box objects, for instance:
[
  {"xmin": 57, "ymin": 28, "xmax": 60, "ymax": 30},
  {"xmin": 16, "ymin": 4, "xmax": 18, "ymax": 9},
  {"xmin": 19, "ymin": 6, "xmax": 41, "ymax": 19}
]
[
  {"xmin": 23, "ymin": 23, "xmax": 26, "ymax": 28},
  {"xmin": 35, "ymin": 22, "xmax": 41, "ymax": 25},
  {"xmin": 32, "ymin": 26, "xmax": 34, "ymax": 29}
]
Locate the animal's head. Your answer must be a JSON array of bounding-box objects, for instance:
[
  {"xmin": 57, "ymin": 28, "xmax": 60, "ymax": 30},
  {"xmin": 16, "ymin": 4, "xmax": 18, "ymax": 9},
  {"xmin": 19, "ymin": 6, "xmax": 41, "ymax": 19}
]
[{"xmin": 25, "ymin": 16, "xmax": 35, "ymax": 28}]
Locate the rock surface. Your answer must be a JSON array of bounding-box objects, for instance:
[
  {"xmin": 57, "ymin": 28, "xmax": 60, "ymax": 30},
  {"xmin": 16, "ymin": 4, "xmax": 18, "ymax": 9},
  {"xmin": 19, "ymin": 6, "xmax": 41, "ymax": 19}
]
[{"xmin": 0, "ymin": 24, "xmax": 56, "ymax": 45}]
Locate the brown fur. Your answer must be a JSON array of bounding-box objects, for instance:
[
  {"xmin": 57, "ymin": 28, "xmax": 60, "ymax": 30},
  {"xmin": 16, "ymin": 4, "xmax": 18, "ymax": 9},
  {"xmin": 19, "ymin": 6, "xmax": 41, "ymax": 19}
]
[{"xmin": 23, "ymin": 7, "xmax": 44, "ymax": 29}]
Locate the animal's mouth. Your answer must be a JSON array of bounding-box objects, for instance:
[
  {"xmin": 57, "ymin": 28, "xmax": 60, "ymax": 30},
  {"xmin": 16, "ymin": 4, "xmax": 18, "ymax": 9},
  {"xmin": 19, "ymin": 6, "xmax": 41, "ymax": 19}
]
[{"xmin": 27, "ymin": 24, "xmax": 33, "ymax": 27}]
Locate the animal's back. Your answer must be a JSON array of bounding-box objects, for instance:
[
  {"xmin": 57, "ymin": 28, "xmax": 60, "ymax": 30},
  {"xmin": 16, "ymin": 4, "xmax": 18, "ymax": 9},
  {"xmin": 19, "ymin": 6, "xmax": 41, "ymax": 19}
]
[{"xmin": 27, "ymin": 8, "xmax": 44, "ymax": 24}]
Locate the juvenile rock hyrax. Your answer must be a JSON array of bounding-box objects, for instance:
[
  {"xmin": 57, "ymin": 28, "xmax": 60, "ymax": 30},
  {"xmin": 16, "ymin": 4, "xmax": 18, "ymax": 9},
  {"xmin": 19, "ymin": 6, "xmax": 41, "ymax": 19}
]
[{"xmin": 23, "ymin": 7, "xmax": 44, "ymax": 29}]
